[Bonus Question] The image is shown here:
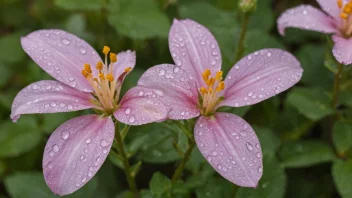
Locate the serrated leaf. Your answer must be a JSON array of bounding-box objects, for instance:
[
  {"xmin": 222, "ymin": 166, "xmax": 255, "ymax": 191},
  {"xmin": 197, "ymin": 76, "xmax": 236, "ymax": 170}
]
[{"xmin": 278, "ymin": 140, "xmax": 336, "ymax": 168}]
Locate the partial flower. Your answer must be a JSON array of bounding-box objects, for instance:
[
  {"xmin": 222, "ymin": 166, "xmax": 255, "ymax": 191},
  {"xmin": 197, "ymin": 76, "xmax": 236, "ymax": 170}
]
[
  {"xmin": 138, "ymin": 19, "xmax": 303, "ymax": 187},
  {"xmin": 277, "ymin": 0, "xmax": 352, "ymax": 65},
  {"xmin": 11, "ymin": 30, "xmax": 168, "ymax": 195}
]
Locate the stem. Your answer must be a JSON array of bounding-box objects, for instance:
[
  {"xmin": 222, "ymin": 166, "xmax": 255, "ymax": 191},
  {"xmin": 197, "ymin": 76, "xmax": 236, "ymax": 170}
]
[
  {"xmin": 171, "ymin": 138, "xmax": 195, "ymax": 183},
  {"xmin": 332, "ymin": 63, "xmax": 343, "ymax": 108},
  {"xmin": 114, "ymin": 121, "xmax": 140, "ymax": 198},
  {"xmin": 235, "ymin": 13, "xmax": 249, "ymax": 62}
]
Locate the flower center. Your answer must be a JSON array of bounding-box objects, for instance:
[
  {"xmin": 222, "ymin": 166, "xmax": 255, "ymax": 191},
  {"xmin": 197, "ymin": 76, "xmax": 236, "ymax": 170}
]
[
  {"xmin": 198, "ymin": 69, "xmax": 225, "ymax": 116},
  {"xmin": 81, "ymin": 46, "xmax": 131, "ymax": 114},
  {"xmin": 338, "ymin": 0, "xmax": 352, "ymax": 36}
]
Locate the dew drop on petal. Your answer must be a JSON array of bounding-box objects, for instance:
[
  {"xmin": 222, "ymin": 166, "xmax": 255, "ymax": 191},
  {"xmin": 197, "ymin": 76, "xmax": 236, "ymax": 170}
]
[
  {"xmin": 61, "ymin": 38, "xmax": 70, "ymax": 45},
  {"xmin": 129, "ymin": 116, "xmax": 135, "ymax": 123},
  {"xmin": 52, "ymin": 144, "xmax": 59, "ymax": 152},
  {"xmin": 246, "ymin": 142, "xmax": 253, "ymax": 151},
  {"xmin": 125, "ymin": 108, "xmax": 131, "ymax": 115},
  {"xmin": 61, "ymin": 130, "xmax": 69, "ymax": 140},
  {"xmin": 100, "ymin": 139, "xmax": 109, "ymax": 147},
  {"xmin": 86, "ymin": 138, "xmax": 91, "ymax": 144}
]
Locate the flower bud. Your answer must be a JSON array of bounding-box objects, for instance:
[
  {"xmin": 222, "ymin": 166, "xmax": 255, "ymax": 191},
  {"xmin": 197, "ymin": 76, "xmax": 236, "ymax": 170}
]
[{"xmin": 238, "ymin": 0, "xmax": 257, "ymax": 13}]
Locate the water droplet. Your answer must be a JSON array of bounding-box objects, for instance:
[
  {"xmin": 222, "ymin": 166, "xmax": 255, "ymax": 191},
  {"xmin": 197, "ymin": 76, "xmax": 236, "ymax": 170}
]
[
  {"xmin": 159, "ymin": 69, "xmax": 165, "ymax": 76},
  {"xmin": 100, "ymin": 139, "xmax": 109, "ymax": 147},
  {"xmin": 49, "ymin": 151, "xmax": 54, "ymax": 156},
  {"xmin": 80, "ymin": 155, "xmax": 84, "ymax": 160},
  {"xmin": 61, "ymin": 131, "xmax": 69, "ymax": 140},
  {"xmin": 175, "ymin": 60, "xmax": 182, "ymax": 66},
  {"xmin": 125, "ymin": 108, "xmax": 131, "ymax": 114},
  {"xmin": 61, "ymin": 38, "xmax": 70, "ymax": 45},
  {"xmin": 79, "ymin": 47, "xmax": 86, "ymax": 54},
  {"xmin": 86, "ymin": 138, "xmax": 91, "ymax": 144},
  {"xmin": 247, "ymin": 91, "xmax": 253, "ymax": 97},
  {"xmin": 240, "ymin": 130, "xmax": 247, "ymax": 136},
  {"xmin": 255, "ymin": 143, "xmax": 260, "ymax": 149},
  {"xmin": 68, "ymin": 105, "xmax": 73, "ymax": 110},
  {"xmin": 129, "ymin": 116, "xmax": 135, "ymax": 123},
  {"xmin": 256, "ymin": 152, "xmax": 261, "ymax": 158},
  {"xmin": 246, "ymin": 142, "xmax": 253, "ymax": 151},
  {"xmin": 267, "ymin": 52, "xmax": 272, "ymax": 57},
  {"xmin": 217, "ymin": 164, "xmax": 222, "ymax": 170},
  {"xmin": 52, "ymin": 144, "xmax": 59, "ymax": 152},
  {"xmin": 82, "ymin": 177, "xmax": 87, "ymax": 183},
  {"xmin": 75, "ymin": 183, "xmax": 80, "ymax": 187},
  {"xmin": 173, "ymin": 66, "xmax": 180, "ymax": 73},
  {"xmin": 258, "ymin": 166, "xmax": 263, "ymax": 173},
  {"xmin": 212, "ymin": 151, "xmax": 218, "ymax": 156},
  {"xmin": 138, "ymin": 91, "xmax": 144, "ymax": 96}
]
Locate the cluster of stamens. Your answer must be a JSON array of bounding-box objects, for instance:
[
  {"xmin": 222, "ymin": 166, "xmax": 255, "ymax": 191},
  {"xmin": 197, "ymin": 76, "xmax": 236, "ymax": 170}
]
[
  {"xmin": 81, "ymin": 46, "xmax": 131, "ymax": 113},
  {"xmin": 338, "ymin": 0, "xmax": 352, "ymax": 36},
  {"xmin": 199, "ymin": 69, "xmax": 225, "ymax": 116}
]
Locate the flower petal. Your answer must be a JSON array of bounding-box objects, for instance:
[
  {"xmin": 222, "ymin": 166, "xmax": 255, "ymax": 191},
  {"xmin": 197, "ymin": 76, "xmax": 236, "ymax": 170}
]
[
  {"xmin": 316, "ymin": 0, "xmax": 340, "ymax": 20},
  {"xmin": 277, "ymin": 5, "xmax": 337, "ymax": 36},
  {"xmin": 169, "ymin": 19, "xmax": 222, "ymax": 87},
  {"xmin": 195, "ymin": 113, "xmax": 263, "ymax": 187},
  {"xmin": 114, "ymin": 86, "xmax": 170, "ymax": 125},
  {"xmin": 332, "ymin": 35, "xmax": 352, "ymax": 65},
  {"xmin": 138, "ymin": 64, "xmax": 199, "ymax": 120},
  {"xmin": 112, "ymin": 50, "xmax": 136, "ymax": 83},
  {"xmin": 21, "ymin": 29, "xmax": 103, "ymax": 92},
  {"xmin": 43, "ymin": 115, "xmax": 114, "ymax": 196},
  {"xmin": 219, "ymin": 49, "xmax": 303, "ymax": 108},
  {"xmin": 11, "ymin": 80, "xmax": 95, "ymax": 122}
]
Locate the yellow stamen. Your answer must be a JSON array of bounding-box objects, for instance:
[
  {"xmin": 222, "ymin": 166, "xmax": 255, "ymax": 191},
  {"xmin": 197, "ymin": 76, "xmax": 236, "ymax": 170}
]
[
  {"xmin": 110, "ymin": 53, "xmax": 117, "ymax": 63},
  {"xmin": 103, "ymin": 46, "xmax": 110, "ymax": 55},
  {"xmin": 202, "ymin": 69, "xmax": 211, "ymax": 81},
  {"xmin": 338, "ymin": 0, "xmax": 343, "ymax": 8},
  {"xmin": 341, "ymin": 12, "xmax": 348, "ymax": 19},
  {"xmin": 106, "ymin": 73, "xmax": 114, "ymax": 82},
  {"xmin": 215, "ymin": 71, "xmax": 223, "ymax": 81},
  {"xmin": 99, "ymin": 73, "xmax": 105, "ymax": 80},
  {"xmin": 124, "ymin": 67, "xmax": 132, "ymax": 72},
  {"xmin": 84, "ymin": 63, "xmax": 92, "ymax": 73},
  {"xmin": 208, "ymin": 87, "xmax": 213, "ymax": 94},
  {"xmin": 206, "ymin": 78, "xmax": 215, "ymax": 86},
  {"xmin": 200, "ymin": 87, "xmax": 207, "ymax": 95},
  {"xmin": 96, "ymin": 61, "xmax": 104, "ymax": 70},
  {"xmin": 216, "ymin": 81, "xmax": 225, "ymax": 92},
  {"xmin": 82, "ymin": 70, "xmax": 90, "ymax": 78}
]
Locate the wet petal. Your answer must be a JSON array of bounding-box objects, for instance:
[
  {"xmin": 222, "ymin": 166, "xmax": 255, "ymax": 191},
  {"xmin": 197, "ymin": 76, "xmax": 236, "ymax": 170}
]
[
  {"xmin": 316, "ymin": 0, "xmax": 340, "ymax": 20},
  {"xmin": 21, "ymin": 29, "xmax": 103, "ymax": 92},
  {"xmin": 114, "ymin": 86, "xmax": 169, "ymax": 125},
  {"xmin": 195, "ymin": 113, "xmax": 263, "ymax": 187},
  {"xmin": 277, "ymin": 5, "xmax": 337, "ymax": 35},
  {"xmin": 11, "ymin": 80, "xmax": 95, "ymax": 122},
  {"xmin": 43, "ymin": 115, "xmax": 114, "ymax": 196},
  {"xmin": 112, "ymin": 50, "xmax": 136, "ymax": 83},
  {"xmin": 169, "ymin": 19, "xmax": 222, "ymax": 87},
  {"xmin": 138, "ymin": 64, "xmax": 200, "ymax": 119},
  {"xmin": 219, "ymin": 49, "xmax": 303, "ymax": 108},
  {"xmin": 332, "ymin": 35, "xmax": 352, "ymax": 65}
]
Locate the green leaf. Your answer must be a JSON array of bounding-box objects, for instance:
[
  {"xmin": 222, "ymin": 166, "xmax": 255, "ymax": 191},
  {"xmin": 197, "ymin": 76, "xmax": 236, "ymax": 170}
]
[
  {"xmin": 286, "ymin": 87, "xmax": 334, "ymax": 121},
  {"xmin": 65, "ymin": 14, "xmax": 94, "ymax": 42},
  {"xmin": 253, "ymin": 126, "xmax": 280, "ymax": 156},
  {"xmin": 41, "ymin": 112, "xmax": 78, "ymax": 134},
  {"xmin": 150, "ymin": 172, "xmax": 172, "ymax": 198},
  {"xmin": 247, "ymin": 0, "xmax": 274, "ymax": 32},
  {"xmin": 130, "ymin": 161, "xmax": 142, "ymax": 177},
  {"xmin": 5, "ymin": 172, "xmax": 98, "ymax": 198},
  {"xmin": 0, "ymin": 32, "xmax": 25, "ymax": 64},
  {"xmin": 0, "ymin": 117, "xmax": 42, "ymax": 157},
  {"xmin": 236, "ymin": 155, "xmax": 286, "ymax": 198},
  {"xmin": 0, "ymin": 62, "xmax": 12, "ymax": 87},
  {"xmin": 54, "ymin": 0, "xmax": 104, "ymax": 11},
  {"xmin": 278, "ymin": 140, "xmax": 336, "ymax": 168},
  {"xmin": 107, "ymin": 0, "xmax": 170, "ymax": 39},
  {"xmin": 195, "ymin": 177, "xmax": 232, "ymax": 198},
  {"xmin": 296, "ymin": 45, "xmax": 333, "ymax": 88},
  {"xmin": 140, "ymin": 190, "xmax": 153, "ymax": 198},
  {"xmin": 333, "ymin": 159, "xmax": 352, "ymax": 198},
  {"xmin": 333, "ymin": 121, "xmax": 352, "ymax": 156}
]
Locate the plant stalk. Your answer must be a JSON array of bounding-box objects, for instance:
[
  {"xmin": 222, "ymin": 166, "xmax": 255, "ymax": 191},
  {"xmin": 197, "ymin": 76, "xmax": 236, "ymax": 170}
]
[
  {"xmin": 235, "ymin": 13, "xmax": 249, "ymax": 62},
  {"xmin": 171, "ymin": 138, "xmax": 195, "ymax": 183}
]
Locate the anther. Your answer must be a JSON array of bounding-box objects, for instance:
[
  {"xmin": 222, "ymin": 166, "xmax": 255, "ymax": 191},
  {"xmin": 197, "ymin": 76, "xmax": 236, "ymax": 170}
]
[
  {"xmin": 215, "ymin": 71, "xmax": 223, "ymax": 81},
  {"xmin": 84, "ymin": 63, "xmax": 92, "ymax": 73},
  {"xmin": 99, "ymin": 73, "xmax": 105, "ymax": 80},
  {"xmin": 124, "ymin": 67, "xmax": 132, "ymax": 72},
  {"xmin": 110, "ymin": 53, "xmax": 117, "ymax": 63},
  {"xmin": 96, "ymin": 61, "xmax": 103, "ymax": 70},
  {"xmin": 82, "ymin": 70, "xmax": 90, "ymax": 78},
  {"xmin": 216, "ymin": 81, "xmax": 225, "ymax": 92},
  {"xmin": 103, "ymin": 46, "xmax": 110, "ymax": 55},
  {"xmin": 106, "ymin": 74, "xmax": 114, "ymax": 82},
  {"xmin": 206, "ymin": 78, "xmax": 215, "ymax": 86},
  {"xmin": 338, "ymin": 0, "xmax": 343, "ymax": 8},
  {"xmin": 200, "ymin": 87, "xmax": 207, "ymax": 95},
  {"xmin": 202, "ymin": 69, "xmax": 211, "ymax": 81},
  {"xmin": 341, "ymin": 12, "xmax": 348, "ymax": 19}
]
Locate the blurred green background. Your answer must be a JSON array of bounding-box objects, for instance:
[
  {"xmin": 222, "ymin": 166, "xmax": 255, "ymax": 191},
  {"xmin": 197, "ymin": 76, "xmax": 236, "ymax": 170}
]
[{"xmin": 1, "ymin": 0, "xmax": 352, "ymax": 197}]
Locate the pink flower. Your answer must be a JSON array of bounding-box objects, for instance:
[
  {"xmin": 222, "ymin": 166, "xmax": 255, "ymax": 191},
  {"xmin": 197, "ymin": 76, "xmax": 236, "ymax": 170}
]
[
  {"xmin": 11, "ymin": 30, "xmax": 168, "ymax": 195},
  {"xmin": 138, "ymin": 19, "xmax": 303, "ymax": 187},
  {"xmin": 277, "ymin": 0, "xmax": 352, "ymax": 65}
]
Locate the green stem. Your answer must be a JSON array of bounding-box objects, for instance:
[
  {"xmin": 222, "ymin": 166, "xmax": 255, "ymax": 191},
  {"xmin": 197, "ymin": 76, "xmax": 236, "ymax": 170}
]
[
  {"xmin": 171, "ymin": 138, "xmax": 195, "ymax": 183},
  {"xmin": 332, "ymin": 63, "xmax": 343, "ymax": 108},
  {"xmin": 114, "ymin": 121, "xmax": 140, "ymax": 198},
  {"xmin": 235, "ymin": 13, "xmax": 249, "ymax": 62}
]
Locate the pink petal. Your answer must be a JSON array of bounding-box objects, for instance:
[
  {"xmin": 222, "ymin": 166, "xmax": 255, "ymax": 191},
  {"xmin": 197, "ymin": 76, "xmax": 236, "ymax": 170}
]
[
  {"xmin": 169, "ymin": 19, "xmax": 222, "ymax": 87},
  {"xmin": 277, "ymin": 5, "xmax": 337, "ymax": 36},
  {"xmin": 21, "ymin": 29, "xmax": 103, "ymax": 92},
  {"xmin": 112, "ymin": 50, "xmax": 136, "ymax": 83},
  {"xmin": 332, "ymin": 35, "xmax": 352, "ymax": 65},
  {"xmin": 316, "ymin": 0, "xmax": 341, "ymax": 21},
  {"xmin": 11, "ymin": 80, "xmax": 95, "ymax": 122},
  {"xmin": 138, "ymin": 64, "xmax": 200, "ymax": 119},
  {"xmin": 114, "ymin": 86, "xmax": 170, "ymax": 125},
  {"xmin": 43, "ymin": 115, "xmax": 114, "ymax": 196},
  {"xmin": 195, "ymin": 113, "xmax": 263, "ymax": 187},
  {"xmin": 219, "ymin": 49, "xmax": 303, "ymax": 108}
]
